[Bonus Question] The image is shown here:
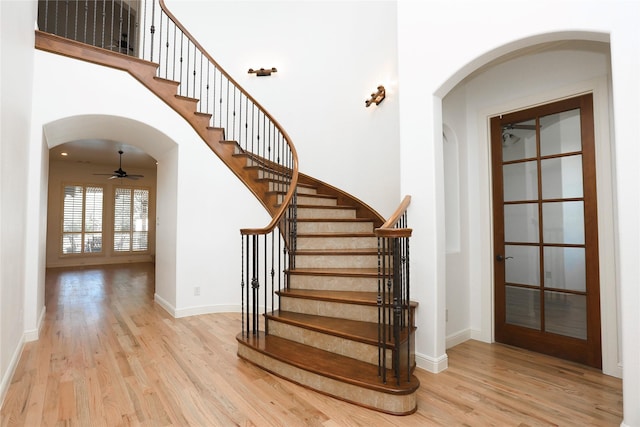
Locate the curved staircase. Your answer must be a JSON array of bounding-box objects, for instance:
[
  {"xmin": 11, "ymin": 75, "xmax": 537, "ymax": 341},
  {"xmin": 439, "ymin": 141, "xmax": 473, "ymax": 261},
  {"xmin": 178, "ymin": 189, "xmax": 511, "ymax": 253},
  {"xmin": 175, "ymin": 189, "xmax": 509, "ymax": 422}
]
[{"xmin": 34, "ymin": 0, "xmax": 419, "ymax": 415}]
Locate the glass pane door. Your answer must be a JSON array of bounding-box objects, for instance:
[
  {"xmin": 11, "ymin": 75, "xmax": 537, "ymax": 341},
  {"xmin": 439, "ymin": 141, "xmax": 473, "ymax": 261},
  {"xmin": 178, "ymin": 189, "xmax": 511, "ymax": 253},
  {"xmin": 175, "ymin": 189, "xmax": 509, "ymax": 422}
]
[{"xmin": 491, "ymin": 94, "xmax": 601, "ymax": 368}]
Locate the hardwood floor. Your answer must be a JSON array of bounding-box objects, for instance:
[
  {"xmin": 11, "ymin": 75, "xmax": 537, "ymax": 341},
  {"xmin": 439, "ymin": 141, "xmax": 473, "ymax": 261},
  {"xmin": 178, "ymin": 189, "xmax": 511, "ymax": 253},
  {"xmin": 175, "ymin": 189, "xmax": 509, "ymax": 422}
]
[{"xmin": 1, "ymin": 263, "xmax": 622, "ymax": 426}]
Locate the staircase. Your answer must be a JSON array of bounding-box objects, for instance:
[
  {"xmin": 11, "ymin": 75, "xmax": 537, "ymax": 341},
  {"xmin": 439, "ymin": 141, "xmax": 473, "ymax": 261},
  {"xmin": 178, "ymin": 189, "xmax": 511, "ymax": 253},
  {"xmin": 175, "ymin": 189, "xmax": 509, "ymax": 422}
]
[
  {"xmin": 34, "ymin": 0, "xmax": 419, "ymax": 415},
  {"xmin": 236, "ymin": 175, "xmax": 419, "ymax": 415}
]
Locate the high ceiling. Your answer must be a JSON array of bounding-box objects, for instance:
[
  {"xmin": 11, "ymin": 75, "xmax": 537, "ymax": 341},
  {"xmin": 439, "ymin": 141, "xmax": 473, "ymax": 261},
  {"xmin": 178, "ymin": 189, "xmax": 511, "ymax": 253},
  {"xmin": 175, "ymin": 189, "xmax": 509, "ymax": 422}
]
[{"xmin": 49, "ymin": 139, "xmax": 157, "ymax": 170}]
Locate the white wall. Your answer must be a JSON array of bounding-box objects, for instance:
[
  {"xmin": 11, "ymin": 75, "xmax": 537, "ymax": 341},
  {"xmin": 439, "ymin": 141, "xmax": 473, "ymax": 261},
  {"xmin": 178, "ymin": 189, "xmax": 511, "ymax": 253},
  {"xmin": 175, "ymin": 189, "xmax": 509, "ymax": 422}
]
[
  {"xmin": 397, "ymin": 0, "xmax": 640, "ymax": 424},
  {"xmin": 0, "ymin": 0, "xmax": 36, "ymax": 405},
  {"xmin": 164, "ymin": 0, "xmax": 402, "ymax": 218}
]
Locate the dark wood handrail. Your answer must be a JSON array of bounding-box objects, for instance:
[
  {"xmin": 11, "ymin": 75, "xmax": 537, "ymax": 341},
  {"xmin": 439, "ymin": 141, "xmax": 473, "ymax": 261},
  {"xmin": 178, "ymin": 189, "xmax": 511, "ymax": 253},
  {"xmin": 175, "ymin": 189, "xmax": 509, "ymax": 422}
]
[
  {"xmin": 159, "ymin": 0, "xmax": 299, "ymax": 236},
  {"xmin": 375, "ymin": 195, "xmax": 412, "ymax": 238}
]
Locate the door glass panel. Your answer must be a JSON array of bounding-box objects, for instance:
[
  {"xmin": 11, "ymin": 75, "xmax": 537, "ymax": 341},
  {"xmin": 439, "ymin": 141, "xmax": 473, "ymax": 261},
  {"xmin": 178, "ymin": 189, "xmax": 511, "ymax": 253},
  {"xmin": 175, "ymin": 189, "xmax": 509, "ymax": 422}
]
[
  {"xmin": 504, "ymin": 203, "xmax": 539, "ymax": 243},
  {"xmin": 541, "ymin": 155, "xmax": 583, "ymax": 199},
  {"xmin": 505, "ymin": 245, "xmax": 539, "ymax": 286},
  {"xmin": 542, "ymin": 201, "xmax": 584, "ymax": 244},
  {"xmin": 544, "ymin": 291, "xmax": 587, "ymax": 339},
  {"xmin": 506, "ymin": 286, "xmax": 540, "ymax": 330},
  {"xmin": 543, "ymin": 247, "xmax": 585, "ymax": 292},
  {"xmin": 503, "ymin": 161, "xmax": 538, "ymax": 202},
  {"xmin": 540, "ymin": 108, "xmax": 581, "ymax": 156},
  {"xmin": 502, "ymin": 119, "xmax": 536, "ymax": 162}
]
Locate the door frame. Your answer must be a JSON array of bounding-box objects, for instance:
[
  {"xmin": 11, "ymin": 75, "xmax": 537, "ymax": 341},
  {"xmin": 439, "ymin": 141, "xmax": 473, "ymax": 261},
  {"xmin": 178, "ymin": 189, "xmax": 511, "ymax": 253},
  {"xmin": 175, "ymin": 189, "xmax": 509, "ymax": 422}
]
[
  {"xmin": 475, "ymin": 77, "xmax": 620, "ymax": 376},
  {"xmin": 490, "ymin": 93, "xmax": 601, "ymax": 367}
]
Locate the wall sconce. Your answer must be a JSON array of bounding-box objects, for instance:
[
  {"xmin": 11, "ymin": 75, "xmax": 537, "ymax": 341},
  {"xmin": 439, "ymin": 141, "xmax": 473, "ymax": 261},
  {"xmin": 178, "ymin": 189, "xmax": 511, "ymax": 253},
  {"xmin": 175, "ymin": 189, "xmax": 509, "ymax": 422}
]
[
  {"xmin": 248, "ymin": 67, "xmax": 277, "ymax": 77},
  {"xmin": 365, "ymin": 85, "xmax": 386, "ymax": 107}
]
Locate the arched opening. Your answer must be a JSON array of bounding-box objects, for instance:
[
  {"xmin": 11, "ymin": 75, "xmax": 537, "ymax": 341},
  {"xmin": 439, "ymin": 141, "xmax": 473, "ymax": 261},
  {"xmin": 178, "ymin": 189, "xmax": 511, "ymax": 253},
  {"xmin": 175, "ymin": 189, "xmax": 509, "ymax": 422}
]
[
  {"xmin": 439, "ymin": 36, "xmax": 619, "ymax": 376},
  {"xmin": 28, "ymin": 114, "xmax": 180, "ymax": 323}
]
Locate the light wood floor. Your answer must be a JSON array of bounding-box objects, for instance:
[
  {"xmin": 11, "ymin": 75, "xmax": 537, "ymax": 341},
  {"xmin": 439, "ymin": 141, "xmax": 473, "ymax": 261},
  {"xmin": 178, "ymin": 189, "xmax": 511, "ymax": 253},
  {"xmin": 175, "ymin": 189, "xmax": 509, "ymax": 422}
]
[{"xmin": 1, "ymin": 263, "xmax": 622, "ymax": 426}]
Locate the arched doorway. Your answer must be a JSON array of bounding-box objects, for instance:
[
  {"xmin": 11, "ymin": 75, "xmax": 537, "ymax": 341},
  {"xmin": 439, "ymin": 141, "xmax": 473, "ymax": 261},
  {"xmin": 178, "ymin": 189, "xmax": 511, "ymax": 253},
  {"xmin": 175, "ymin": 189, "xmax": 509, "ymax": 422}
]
[{"xmin": 440, "ymin": 38, "xmax": 618, "ymax": 375}]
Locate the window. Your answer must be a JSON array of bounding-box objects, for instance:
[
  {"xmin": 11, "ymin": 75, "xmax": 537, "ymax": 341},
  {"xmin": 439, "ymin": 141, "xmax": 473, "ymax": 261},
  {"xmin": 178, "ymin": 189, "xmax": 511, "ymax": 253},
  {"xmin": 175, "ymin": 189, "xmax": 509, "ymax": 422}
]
[
  {"xmin": 62, "ymin": 185, "xmax": 103, "ymax": 254},
  {"xmin": 114, "ymin": 187, "xmax": 149, "ymax": 252}
]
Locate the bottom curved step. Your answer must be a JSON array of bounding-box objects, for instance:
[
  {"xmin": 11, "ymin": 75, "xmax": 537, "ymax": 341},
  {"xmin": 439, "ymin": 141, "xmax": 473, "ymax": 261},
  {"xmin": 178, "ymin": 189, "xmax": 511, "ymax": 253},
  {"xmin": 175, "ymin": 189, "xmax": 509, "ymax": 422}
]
[{"xmin": 236, "ymin": 332, "xmax": 419, "ymax": 416}]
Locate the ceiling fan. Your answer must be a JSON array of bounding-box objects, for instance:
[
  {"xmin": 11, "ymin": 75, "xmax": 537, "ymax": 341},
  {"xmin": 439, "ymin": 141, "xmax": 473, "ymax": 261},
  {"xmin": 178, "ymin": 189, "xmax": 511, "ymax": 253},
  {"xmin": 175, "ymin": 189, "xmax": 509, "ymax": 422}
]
[{"xmin": 94, "ymin": 150, "xmax": 144, "ymax": 180}]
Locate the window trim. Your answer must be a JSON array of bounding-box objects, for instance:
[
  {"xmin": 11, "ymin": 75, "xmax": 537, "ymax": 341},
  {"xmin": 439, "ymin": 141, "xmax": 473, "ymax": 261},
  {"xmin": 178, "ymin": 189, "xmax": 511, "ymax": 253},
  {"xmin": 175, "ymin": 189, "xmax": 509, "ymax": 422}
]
[{"xmin": 60, "ymin": 183, "xmax": 105, "ymax": 256}]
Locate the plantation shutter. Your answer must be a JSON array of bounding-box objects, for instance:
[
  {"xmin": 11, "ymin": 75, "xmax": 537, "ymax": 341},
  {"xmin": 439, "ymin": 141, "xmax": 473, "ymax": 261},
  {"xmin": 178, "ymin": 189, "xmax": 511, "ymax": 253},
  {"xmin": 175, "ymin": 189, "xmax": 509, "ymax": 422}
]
[
  {"xmin": 114, "ymin": 187, "xmax": 149, "ymax": 252},
  {"xmin": 114, "ymin": 188, "xmax": 132, "ymax": 251},
  {"xmin": 61, "ymin": 185, "xmax": 103, "ymax": 254}
]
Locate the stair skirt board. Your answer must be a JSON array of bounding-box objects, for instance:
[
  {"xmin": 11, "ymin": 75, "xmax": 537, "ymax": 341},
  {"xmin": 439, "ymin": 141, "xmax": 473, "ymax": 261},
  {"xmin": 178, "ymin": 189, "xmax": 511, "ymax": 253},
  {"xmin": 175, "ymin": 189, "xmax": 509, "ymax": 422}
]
[{"xmin": 237, "ymin": 340, "xmax": 418, "ymax": 416}]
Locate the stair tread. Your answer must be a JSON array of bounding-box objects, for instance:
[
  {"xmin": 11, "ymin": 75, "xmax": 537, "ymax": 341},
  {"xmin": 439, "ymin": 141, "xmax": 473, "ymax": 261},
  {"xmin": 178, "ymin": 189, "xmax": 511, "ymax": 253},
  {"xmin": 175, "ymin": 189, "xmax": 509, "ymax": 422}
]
[
  {"xmin": 267, "ymin": 310, "xmax": 379, "ymax": 344},
  {"xmin": 297, "ymin": 232, "xmax": 375, "ymax": 237},
  {"xmin": 297, "ymin": 204, "xmax": 355, "ymax": 210},
  {"xmin": 295, "ymin": 248, "xmax": 378, "ymax": 255},
  {"xmin": 278, "ymin": 288, "xmax": 378, "ymax": 305},
  {"xmin": 236, "ymin": 332, "xmax": 419, "ymax": 395},
  {"xmin": 288, "ymin": 267, "xmax": 378, "ymax": 277},
  {"xmin": 295, "ymin": 218, "xmax": 373, "ymax": 222}
]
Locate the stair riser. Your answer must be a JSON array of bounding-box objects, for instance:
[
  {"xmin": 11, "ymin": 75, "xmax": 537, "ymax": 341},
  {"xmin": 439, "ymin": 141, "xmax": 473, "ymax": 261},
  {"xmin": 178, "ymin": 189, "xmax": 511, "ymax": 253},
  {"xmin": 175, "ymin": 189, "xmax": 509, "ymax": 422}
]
[
  {"xmin": 279, "ymin": 297, "xmax": 378, "ymax": 323},
  {"xmin": 297, "ymin": 208, "xmax": 356, "ymax": 220},
  {"xmin": 296, "ymin": 221, "xmax": 373, "ymax": 233},
  {"xmin": 268, "ymin": 321, "xmax": 391, "ymax": 366},
  {"xmin": 277, "ymin": 194, "xmax": 336, "ymax": 206},
  {"xmin": 294, "ymin": 254, "xmax": 379, "ymax": 269},
  {"xmin": 288, "ymin": 275, "xmax": 378, "ymax": 292},
  {"xmin": 256, "ymin": 169, "xmax": 289, "ymax": 180},
  {"xmin": 266, "ymin": 181, "xmax": 295, "ymax": 194},
  {"xmin": 297, "ymin": 236, "xmax": 377, "ymax": 250},
  {"xmin": 237, "ymin": 344, "xmax": 417, "ymax": 415},
  {"xmin": 296, "ymin": 186, "xmax": 318, "ymax": 196}
]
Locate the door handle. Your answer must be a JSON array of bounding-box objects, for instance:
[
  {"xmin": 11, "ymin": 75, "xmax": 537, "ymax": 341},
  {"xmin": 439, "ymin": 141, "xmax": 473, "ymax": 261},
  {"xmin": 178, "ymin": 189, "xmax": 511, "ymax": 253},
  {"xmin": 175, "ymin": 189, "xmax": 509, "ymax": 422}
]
[{"xmin": 496, "ymin": 255, "xmax": 514, "ymax": 262}]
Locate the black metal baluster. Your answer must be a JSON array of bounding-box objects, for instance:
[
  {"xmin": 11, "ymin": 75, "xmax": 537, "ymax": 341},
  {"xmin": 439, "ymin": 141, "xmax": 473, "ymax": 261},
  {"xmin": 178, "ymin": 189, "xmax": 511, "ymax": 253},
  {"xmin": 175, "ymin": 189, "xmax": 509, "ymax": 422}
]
[
  {"xmin": 232, "ymin": 87, "xmax": 237, "ymax": 141},
  {"xmin": 82, "ymin": 1, "xmax": 88, "ymax": 45},
  {"xmin": 199, "ymin": 53, "xmax": 204, "ymax": 113},
  {"xmin": 149, "ymin": 0, "xmax": 156, "ymax": 61},
  {"xmin": 263, "ymin": 234, "xmax": 268, "ymax": 334},
  {"xmin": 252, "ymin": 235, "xmax": 259, "ymax": 334},
  {"xmin": 241, "ymin": 234, "xmax": 245, "ymax": 337},
  {"xmin": 109, "ymin": 0, "xmax": 114, "ymax": 53},
  {"xmin": 185, "ymin": 40, "xmax": 190, "ymax": 97},
  {"xmin": 205, "ymin": 61, "xmax": 210, "ymax": 116},
  {"xmin": 178, "ymin": 32, "xmax": 184, "ymax": 95},
  {"xmin": 73, "ymin": 0, "xmax": 78, "ymax": 41},
  {"xmin": 92, "ymin": 0, "xmax": 97, "ymax": 47},
  {"xmin": 100, "ymin": 0, "xmax": 106, "ymax": 49},
  {"xmin": 377, "ymin": 236, "xmax": 383, "ymax": 377}
]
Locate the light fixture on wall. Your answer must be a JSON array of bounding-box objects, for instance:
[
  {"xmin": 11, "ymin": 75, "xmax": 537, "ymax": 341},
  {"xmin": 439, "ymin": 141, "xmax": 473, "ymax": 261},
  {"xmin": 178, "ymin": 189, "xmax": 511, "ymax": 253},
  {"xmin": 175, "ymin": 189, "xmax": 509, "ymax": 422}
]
[
  {"xmin": 365, "ymin": 85, "xmax": 386, "ymax": 107},
  {"xmin": 248, "ymin": 67, "xmax": 277, "ymax": 77}
]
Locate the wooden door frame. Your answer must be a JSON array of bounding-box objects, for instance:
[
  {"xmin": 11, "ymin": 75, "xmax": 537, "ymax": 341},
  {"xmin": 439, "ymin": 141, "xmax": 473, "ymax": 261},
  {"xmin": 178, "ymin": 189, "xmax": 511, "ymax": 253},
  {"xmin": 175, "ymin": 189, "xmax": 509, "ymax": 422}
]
[{"xmin": 490, "ymin": 93, "xmax": 602, "ymax": 368}]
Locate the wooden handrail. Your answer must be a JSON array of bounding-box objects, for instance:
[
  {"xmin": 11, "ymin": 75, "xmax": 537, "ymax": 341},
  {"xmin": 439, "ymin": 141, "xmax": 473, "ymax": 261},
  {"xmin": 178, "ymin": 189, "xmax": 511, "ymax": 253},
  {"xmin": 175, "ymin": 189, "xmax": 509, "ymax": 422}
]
[
  {"xmin": 375, "ymin": 195, "xmax": 412, "ymax": 238},
  {"xmin": 159, "ymin": 1, "xmax": 299, "ymax": 236}
]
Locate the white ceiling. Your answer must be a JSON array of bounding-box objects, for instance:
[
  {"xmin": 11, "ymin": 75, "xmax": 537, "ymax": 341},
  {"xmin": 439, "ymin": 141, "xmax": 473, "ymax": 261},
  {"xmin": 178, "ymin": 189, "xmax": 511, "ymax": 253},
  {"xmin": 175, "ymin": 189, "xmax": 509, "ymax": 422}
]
[{"xmin": 49, "ymin": 139, "xmax": 157, "ymax": 171}]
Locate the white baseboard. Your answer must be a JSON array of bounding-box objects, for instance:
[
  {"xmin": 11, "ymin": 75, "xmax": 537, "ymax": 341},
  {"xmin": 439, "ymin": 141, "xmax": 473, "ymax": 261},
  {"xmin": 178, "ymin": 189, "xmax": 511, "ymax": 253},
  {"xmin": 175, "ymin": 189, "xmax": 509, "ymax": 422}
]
[
  {"xmin": 446, "ymin": 328, "xmax": 471, "ymax": 349},
  {"xmin": 24, "ymin": 305, "xmax": 46, "ymax": 342},
  {"xmin": 0, "ymin": 335, "xmax": 25, "ymax": 409},
  {"xmin": 415, "ymin": 351, "xmax": 448, "ymax": 373},
  {"xmin": 154, "ymin": 293, "xmax": 177, "ymax": 316},
  {"xmin": 154, "ymin": 294, "xmax": 241, "ymax": 318},
  {"xmin": 173, "ymin": 304, "xmax": 241, "ymax": 318}
]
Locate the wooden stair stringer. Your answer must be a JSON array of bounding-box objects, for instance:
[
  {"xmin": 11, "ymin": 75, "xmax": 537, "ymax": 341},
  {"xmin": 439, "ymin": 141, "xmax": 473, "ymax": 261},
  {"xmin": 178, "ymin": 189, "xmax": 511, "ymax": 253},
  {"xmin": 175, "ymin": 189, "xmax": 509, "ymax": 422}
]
[{"xmin": 34, "ymin": 30, "xmax": 282, "ymax": 218}]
